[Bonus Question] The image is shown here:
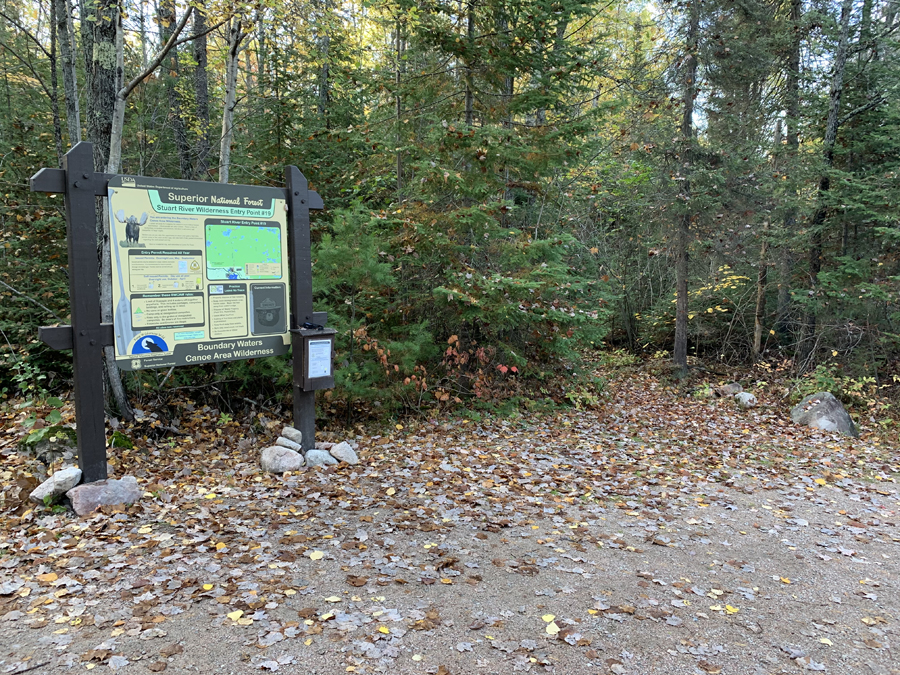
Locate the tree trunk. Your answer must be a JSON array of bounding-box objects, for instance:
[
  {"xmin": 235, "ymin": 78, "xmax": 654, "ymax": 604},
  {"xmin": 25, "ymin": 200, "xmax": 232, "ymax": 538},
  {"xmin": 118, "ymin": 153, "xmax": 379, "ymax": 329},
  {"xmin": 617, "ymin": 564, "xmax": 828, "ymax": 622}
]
[
  {"xmin": 193, "ymin": 4, "xmax": 211, "ymax": 179},
  {"xmin": 48, "ymin": 0, "xmax": 64, "ymax": 165},
  {"xmin": 465, "ymin": 1, "xmax": 474, "ymax": 127},
  {"xmin": 219, "ymin": 17, "xmax": 244, "ymax": 184},
  {"xmin": 673, "ymin": 0, "xmax": 699, "ymax": 374},
  {"xmin": 797, "ymin": 0, "xmax": 853, "ymax": 371},
  {"xmin": 317, "ymin": 7, "xmax": 330, "ymax": 125},
  {"xmin": 54, "ymin": 0, "xmax": 80, "ymax": 147},
  {"xmin": 159, "ymin": 0, "xmax": 192, "ymax": 179},
  {"xmin": 776, "ymin": 0, "xmax": 802, "ymax": 334},
  {"xmin": 80, "ymin": 0, "xmax": 133, "ymax": 420},
  {"xmin": 395, "ymin": 18, "xmax": 403, "ymax": 192},
  {"xmin": 752, "ymin": 220, "xmax": 769, "ymax": 359}
]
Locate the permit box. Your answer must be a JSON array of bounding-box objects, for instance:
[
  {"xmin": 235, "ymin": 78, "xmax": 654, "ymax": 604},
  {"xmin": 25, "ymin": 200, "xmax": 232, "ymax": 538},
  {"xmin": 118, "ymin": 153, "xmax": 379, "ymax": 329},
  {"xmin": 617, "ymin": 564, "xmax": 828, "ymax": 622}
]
[{"xmin": 292, "ymin": 327, "xmax": 336, "ymax": 391}]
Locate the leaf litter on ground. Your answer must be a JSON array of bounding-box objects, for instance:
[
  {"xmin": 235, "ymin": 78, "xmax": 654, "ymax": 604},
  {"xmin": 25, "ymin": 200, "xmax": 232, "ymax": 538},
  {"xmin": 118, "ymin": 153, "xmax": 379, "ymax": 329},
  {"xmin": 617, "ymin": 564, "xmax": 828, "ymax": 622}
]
[{"xmin": 0, "ymin": 365, "xmax": 898, "ymax": 673}]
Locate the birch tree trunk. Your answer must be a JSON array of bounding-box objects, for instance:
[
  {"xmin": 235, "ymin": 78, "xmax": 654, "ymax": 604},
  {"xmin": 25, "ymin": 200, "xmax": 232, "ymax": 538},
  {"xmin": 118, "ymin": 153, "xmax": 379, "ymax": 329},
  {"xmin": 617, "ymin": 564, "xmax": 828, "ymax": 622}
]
[
  {"xmin": 219, "ymin": 17, "xmax": 244, "ymax": 184},
  {"xmin": 673, "ymin": 0, "xmax": 699, "ymax": 374}
]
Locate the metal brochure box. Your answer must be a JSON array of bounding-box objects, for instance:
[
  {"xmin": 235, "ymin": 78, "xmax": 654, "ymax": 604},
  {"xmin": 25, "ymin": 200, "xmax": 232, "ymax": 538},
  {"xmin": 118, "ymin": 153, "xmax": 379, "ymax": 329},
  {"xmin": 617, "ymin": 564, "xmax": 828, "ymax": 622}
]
[{"xmin": 293, "ymin": 327, "xmax": 336, "ymax": 391}]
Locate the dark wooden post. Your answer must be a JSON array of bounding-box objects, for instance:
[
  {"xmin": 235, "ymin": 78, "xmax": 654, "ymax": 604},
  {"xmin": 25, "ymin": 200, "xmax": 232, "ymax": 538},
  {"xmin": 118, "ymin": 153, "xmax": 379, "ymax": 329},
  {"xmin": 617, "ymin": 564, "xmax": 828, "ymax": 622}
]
[
  {"xmin": 285, "ymin": 166, "xmax": 316, "ymax": 451},
  {"xmin": 31, "ymin": 142, "xmax": 110, "ymax": 483}
]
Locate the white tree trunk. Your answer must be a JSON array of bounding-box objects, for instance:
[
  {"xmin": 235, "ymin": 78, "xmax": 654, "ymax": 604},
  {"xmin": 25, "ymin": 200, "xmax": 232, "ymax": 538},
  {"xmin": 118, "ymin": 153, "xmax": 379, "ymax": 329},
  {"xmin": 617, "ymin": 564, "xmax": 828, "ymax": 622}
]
[{"xmin": 219, "ymin": 18, "xmax": 243, "ymax": 184}]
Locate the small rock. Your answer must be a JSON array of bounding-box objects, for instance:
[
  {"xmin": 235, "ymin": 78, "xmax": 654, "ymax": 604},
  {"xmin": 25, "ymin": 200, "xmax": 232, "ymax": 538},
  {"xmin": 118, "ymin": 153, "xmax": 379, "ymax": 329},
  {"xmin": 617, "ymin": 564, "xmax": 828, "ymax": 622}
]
[
  {"xmin": 305, "ymin": 449, "xmax": 338, "ymax": 467},
  {"xmin": 275, "ymin": 436, "xmax": 303, "ymax": 453},
  {"xmin": 29, "ymin": 466, "xmax": 82, "ymax": 505},
  {"xmin": 791, "ymin": 392, "xmax": 858, "ymax": 437},
  {"xmin": 714, "ymin": 383, "xmax": 743, "ymax": 397},
  {"xmin": 260, "ymin": 446, "xmax": 305, "ymax": 473},
  {"xmin": 281, "ymin": 426, "xmax": 303, "ymax": 445},
  {"xmin": 66, "ymin": 476, "xmax": 142, "ymax": 517},
  {"xmin": 329, "ymin": 441, "xmax": 359, "ymax": 465},
  {"xmin": 734, "ymin": 392, "xmax": 757, "ymax": 409}
]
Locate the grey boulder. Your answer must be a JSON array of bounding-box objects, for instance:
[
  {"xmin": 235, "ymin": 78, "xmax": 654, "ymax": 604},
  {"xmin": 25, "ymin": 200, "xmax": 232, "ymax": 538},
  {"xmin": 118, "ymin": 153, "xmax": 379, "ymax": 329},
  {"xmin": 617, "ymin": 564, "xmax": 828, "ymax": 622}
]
[
  {"xmin": 29, "ymin": 466, "xmax": 82, "ymax": 505},
  {"xmin": 734, "ymin": 392, "xmax": 757, "ymax": 409},
  {"xmin": 791, "ymin": 392, "xmax": 858, "ymax": 437},
  {"xmin": 261, "ymin": 446, "xmax": 305, "ymax": 473},
  {"xmin": 329, "ymin": 441, "xmax": 359, "ymax": 465},
  {"xmin": 275, "ymin": 436, "xmax": 303, "ymax": 453},
  {"xmin": 714, "ymin": 382, "xmax": 743, "ymax": 397},
  {"xmin": 305, "ymin": 449, "xmax": 339, "ymax": 467},
  {"xmin": 66, "ymin": 476, "xmax": 142, "ymax": 516},
  {"xmin": 281, "ymin": 426, "xmax": 303, "ymax": 445}
]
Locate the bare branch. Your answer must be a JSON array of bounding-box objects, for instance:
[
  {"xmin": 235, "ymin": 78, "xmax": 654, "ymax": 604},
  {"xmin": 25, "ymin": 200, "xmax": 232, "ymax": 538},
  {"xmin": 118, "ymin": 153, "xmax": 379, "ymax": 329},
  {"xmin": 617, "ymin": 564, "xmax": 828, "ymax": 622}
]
[
  {"xmin": 0, "ymin": 10, "xmax": 52, "ymax": 59},
  {"xmin": 0, "ymin": 279, "xmax": 64, "ymax": 323},
  {"xmin": 838, "ymin": 95, "xmax": 886, "ymax": 127},
  {"xmin": 118, "ymin": 7, "xmax": 194, "ymax": 101},
  {"xmin": 173, "ymin": 15, "xmax": 232, "ymax": 48}
]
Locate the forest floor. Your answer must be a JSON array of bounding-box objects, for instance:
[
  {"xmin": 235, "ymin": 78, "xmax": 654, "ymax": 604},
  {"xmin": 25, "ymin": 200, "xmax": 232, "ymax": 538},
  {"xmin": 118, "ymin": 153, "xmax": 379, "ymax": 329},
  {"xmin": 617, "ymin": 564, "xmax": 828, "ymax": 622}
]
[{"xmin": 0, "ymin": 363, "xmax": 899, "ymax": 675}]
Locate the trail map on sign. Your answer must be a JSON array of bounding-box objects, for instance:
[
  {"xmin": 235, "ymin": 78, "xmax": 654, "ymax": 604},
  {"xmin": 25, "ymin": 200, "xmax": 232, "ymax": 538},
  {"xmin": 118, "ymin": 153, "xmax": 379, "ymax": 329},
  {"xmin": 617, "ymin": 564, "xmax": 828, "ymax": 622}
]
[
  {"xmin": 206, "ymin": 222, "xmax": 282, "ymax": 280},
  {"xmin": 106, "ymin": 176, "xmax": 291, "ymax": 371}
]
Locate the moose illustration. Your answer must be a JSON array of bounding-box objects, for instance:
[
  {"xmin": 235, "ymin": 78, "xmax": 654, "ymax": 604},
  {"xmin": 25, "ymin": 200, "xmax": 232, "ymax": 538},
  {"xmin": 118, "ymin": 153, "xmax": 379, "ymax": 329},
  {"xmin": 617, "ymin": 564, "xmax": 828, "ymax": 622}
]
[{"xmin": 115, "ymin": 210, "xmax": 148, "ymax": 244}]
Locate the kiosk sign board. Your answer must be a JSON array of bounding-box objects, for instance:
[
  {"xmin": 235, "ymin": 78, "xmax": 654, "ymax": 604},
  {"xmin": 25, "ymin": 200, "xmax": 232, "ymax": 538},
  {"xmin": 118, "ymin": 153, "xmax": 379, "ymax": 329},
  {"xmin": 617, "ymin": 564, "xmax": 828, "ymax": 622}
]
[
  {"xmin": 30, "ymin": 143, "xmax": 328, "ymax": 483},
  {"xmin": 107, "ymin": 176, "xmax": 291, "ymax": 370}
]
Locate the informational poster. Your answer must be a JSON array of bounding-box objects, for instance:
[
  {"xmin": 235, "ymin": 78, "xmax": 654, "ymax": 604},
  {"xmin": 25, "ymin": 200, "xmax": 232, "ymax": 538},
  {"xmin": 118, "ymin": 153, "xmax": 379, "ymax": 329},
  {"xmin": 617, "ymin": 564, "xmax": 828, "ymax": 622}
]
[
  {"xmin": 107, "ymin": 176, "xmax": 291, "ymax": 370},
  {"xmin": 307, "ymin": 339, "xmax": 333, "ymax": 378}
]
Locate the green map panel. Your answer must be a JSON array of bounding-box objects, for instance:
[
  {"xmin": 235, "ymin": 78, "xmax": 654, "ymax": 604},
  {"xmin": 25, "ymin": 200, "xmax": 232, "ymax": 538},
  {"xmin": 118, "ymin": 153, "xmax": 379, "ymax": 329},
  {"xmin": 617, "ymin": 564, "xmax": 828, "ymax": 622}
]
[{"xmin": 205, "ymin": 224, "xmax": 282, "ymax": 280}]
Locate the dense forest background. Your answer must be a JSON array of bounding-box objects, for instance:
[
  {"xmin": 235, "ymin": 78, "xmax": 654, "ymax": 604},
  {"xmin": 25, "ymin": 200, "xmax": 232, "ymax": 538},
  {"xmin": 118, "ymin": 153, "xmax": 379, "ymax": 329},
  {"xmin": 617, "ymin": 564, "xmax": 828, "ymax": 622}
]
[{"xmin": 1, "ymin": 0, "xmax": 898, "ymax": 423}]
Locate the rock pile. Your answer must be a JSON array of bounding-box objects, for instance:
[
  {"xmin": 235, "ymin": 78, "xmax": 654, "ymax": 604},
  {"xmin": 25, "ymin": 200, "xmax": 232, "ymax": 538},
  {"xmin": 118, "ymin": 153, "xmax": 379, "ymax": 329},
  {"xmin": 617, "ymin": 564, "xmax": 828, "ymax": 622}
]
[{"xmin": 259, "ymin": 426, "xmax": 359, "ymax": 473}]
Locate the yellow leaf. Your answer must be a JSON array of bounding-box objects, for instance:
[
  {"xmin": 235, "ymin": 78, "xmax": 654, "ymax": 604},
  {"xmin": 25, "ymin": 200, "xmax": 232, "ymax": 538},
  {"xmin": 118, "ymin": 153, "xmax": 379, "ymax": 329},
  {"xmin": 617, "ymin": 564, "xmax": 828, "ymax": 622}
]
[
  {"xmin": 320, "ymin": 613, "xmax": 334, "ymax": 621},
  {"xmin": 545, "ymin": 621, "xmax": 560, "ymax": 635},
  {"xmin": 237, "ymin": 617, "xmax": 254, "ymax": 625},
  {"xmin": 227, "ymin": 610, "xmax": 244, "ymax": 621},
  {"xmin": 780, "ymin": 577, "xmax": 791, "ymax": 584},
  {"xmin": 542, "ymin": 614, "xmax": 556, "ymax": 623},
  {"xmin": 203, "ymin": 584, "xmax": 214, "ymax": 591},
  {"xmin": 324, "ymin": 596, "xmax": 342, "ymax": 603},
  {"xmin": 412, "ymin": 655, "xmax": 423, "ymax": 662},
  {"xmin": 395, "ymin": 424, "xmax": 404, "ymax": 430},
  {"xmin": 587, "ymin": 609, "xmax": 598, "ymax": 615},
  {"xmin": 820, "ymin": 638, "xmax": 833, "ymax": 646},
  {"xmin": 815, "ymin": 478, "xmax": 827, "ymax": 486},
  {"xmin": 284, "ymin": 590, "xmax": 296, "ymax": 596},
  {"xmin": 215, "ymin": 542, "xmax": 227, "ymax": 551},
  {"xmin": 440, "ymin": 578, "xmax": 453, "ymax": 585},
  {"xmin": 386, "ymin": 487, "xmax": 396, "ymax": 496},
  {"xmin": 725, "ymin": 605, "xmax": 739, "ymax": 614},
  {"xmin": 304, "ymin": 639, "xmax": 313, "ymax": 646},
  {"xmin": 138, "ymin": 526, "xmax": 152, "ymax": 534},
  {"xmin": 378, "ymin": 626, "xmax": 390, "ymax": 634},
  {"xmin": 309, "ymin": 551, "xmax": 325, "ymax": 561},
  {"xmin": 37, "ymin": 573, "xmax": 58, "ymax": 583}
]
